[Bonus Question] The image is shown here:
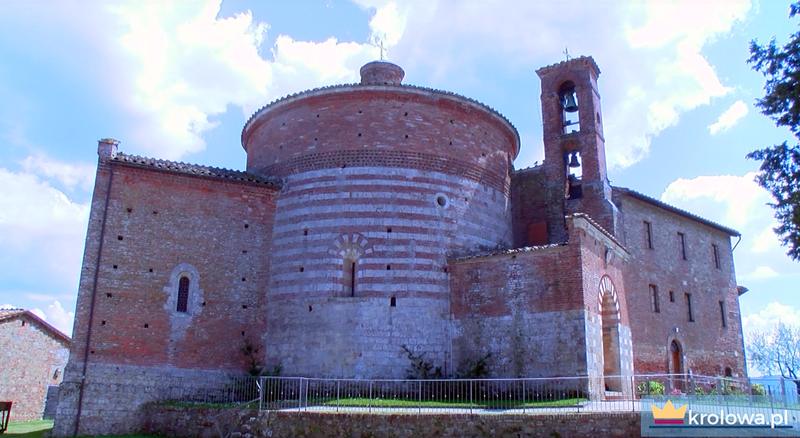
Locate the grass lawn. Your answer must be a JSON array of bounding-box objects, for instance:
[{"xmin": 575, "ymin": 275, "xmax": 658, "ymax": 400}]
[
  {"xmin": 321, "ymin": 397, "xmax": 588, "ymax": 409},
  {"xmin": 5, "ymin": 420, "xmax": 53, "ymax": 438},
  {"xmin": 3, "ymin": 419, "xmax": 161, "ymax": 438}
]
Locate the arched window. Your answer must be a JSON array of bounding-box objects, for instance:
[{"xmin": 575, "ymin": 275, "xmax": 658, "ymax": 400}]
[
  {"xmin": 343, "ymin": 258, "xmax": 357, "ymax": 297},
  {"xmin": 177, "ymin": 276, "xmax": 190, "ymax": 313},
  {"xmin": 559, "ymin": 81, "xmax": 580, "ymax": 134}
]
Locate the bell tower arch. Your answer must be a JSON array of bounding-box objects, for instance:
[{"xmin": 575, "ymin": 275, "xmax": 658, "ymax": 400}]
[{"xmin": 536, "ymin": 56, "xmax": 619, "ymax": 237}]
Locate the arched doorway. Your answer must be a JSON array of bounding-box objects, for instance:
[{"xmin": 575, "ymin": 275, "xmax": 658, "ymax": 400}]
[
  {"xmin": 670, "ymin": 340, "xmax": 683, "ymax": 374},
  {"xmin": 670, "ymin": 339, "xmax": 684, "ymax": 391},
  {"xmin": 599, "ymin": 276, "xmax": 621, "ymax": 392}
]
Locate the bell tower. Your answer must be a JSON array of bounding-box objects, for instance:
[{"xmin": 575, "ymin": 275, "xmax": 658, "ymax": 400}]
[{"xmin": 536, "ymin": 56, "xmax": 619, "ymax": 237}]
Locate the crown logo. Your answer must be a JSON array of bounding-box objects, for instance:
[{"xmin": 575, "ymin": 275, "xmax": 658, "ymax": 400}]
[{"xmin": 651, "ymin": 400, "xmax": 687, "ymax": 424}]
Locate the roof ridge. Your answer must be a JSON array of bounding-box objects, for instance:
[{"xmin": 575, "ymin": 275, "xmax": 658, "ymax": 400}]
[
  {"xmin": 112, "ymin": 152, "xmax": 281, "ymax": 187},
  {"xmin": 241, "ymin": 82, "xmax": 519, "ymax": 150},
  {"xmin": 613, "ymin": 186, "xmax": 740, "ymax": 236},
  {"xmin": 0, "ymin": 309, "xmax": 71, "ymax": 343}
]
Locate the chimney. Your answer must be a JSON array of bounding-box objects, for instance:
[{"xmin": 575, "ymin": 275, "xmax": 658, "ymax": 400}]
[{"xmin": 97, "ymin": 138, "xmax": 119, "ymax": 161}]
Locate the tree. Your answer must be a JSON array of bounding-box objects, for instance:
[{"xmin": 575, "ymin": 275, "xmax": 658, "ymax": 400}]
[
  {"xmin": 748, "ymin": 323, "xmax": 800, "ymax": 397},
  {"xmin": 748, "ymin": 1, "xmax": 800, "ymax": 261}
]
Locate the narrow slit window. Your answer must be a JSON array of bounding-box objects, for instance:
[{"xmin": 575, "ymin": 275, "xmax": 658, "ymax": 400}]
[
  {"xmin": 685, "ymin": 293, "xmax": 694, "ymax": 322},
  {"xmin": 678, "ymin": 232, "xmax": 687, "ymax": 260},
  {"xmin": 177, "ymin": 276, "xmax": 189, "ymax": 313},
  {"xmin": 669, "ymin": 290, "xmax": 675, "ymax": 302},
  {"xmin": 350, "ymin": 262, "xmax": 356, "ymax": 296},
  {"xmin": 719, "ymin": 300, "xmax": 727, "ymax": 328},
  {"xmin": 650, "ymin": 284, "xmax": 660, "ymax": 313},
  {"xmin": 712, "ymin": 244, "xmax": 720, "ymax": 269},
  {"xmin": 343, "ymin": 259, "xmax": 357, "ymax": 297},
  {"xmin": 644, "ymin": 221, "xmax": 653, "ymax": 249}
]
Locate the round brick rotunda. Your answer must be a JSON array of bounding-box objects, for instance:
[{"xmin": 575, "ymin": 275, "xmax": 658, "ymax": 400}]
[{"xmin": 242, "ymin": 60, "xmax": 520, "ymax": 378}]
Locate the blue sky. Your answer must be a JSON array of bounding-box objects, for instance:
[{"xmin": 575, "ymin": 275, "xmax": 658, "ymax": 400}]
[{"xmin": 0, "ymin": 1, "xmax": 797, "ymax": 372}]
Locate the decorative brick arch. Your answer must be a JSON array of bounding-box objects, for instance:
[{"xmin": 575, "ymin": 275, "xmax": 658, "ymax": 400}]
[
  {"xmin": 599, "ymin": 275, "xmax": 622, "ymax": 391},
  {"xmin": 598, "ymin": 275, "xmax": 619, "ymax": 318},
  {"xmin": 163, "ymin": 263, "xmax": 204, "ymax": 316},
  {"xmin": 328, "ymin": 233, "xmax": 374, "ymax": 259}
]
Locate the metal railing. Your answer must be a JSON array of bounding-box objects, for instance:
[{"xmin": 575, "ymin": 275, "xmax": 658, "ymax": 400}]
[{"xmin": 158, "ymin": 374, "xmax": 800, "ymax": 416}]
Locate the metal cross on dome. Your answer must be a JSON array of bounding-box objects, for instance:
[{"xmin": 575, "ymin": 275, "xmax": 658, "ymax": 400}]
[
  {"xmin": 373, "ymin": 35, "xmax": 386, "ymax": 61},
  {"xmin": 564, "ymin": 47, "xmax": 571, "ymax": 61}
]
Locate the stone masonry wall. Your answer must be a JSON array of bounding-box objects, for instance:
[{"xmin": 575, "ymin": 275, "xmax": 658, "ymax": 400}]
[
  {"xmin": 0, "ymin": 315, "xmax": 68, "ymax": 421},
  {"xmin": 53, "ymin": 160, "xmax": 277, "ymax": 437},
  {"xmin": 143, "ymin": 406, "xmax": 642, "ymax": 438},
  {"xmin": 614, "ymin": 193, "xmax": 746, "ymax": 377},
  {"xmin": 266, "ymin": 167, "xmax": 510, "ymax": 378},
  {"xmin": 449, "ymin": 243, "xmax": 587, "ymax": 378}
]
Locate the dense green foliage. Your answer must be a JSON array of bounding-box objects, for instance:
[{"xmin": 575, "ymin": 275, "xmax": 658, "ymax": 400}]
[{"xmin": 748, "ymin": 1, "xmax": 800, "ymax": 261}]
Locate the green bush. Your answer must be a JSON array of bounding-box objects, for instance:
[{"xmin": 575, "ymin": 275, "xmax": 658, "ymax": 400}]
[
  {"xmin": 751, "ymin": 383, "xmax": 767, "ymax": 396},
  {"xmin": 637, "ymin": 380, "xmax": 665, "ymax": 395}
]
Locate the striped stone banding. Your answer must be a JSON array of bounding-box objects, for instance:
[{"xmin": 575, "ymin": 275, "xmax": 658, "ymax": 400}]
[{"xmin": 260, "ymin": 150, "xmax": 510, "ymax": 194}]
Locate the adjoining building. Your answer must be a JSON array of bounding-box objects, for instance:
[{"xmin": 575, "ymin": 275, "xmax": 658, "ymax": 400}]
[
  {"xmin": 0, "ymin": 309, "xmax": 70, "ymax": 421},
  {"xmin": 53, "ymin": 57, "xmax": 747, "ymax": 436}
]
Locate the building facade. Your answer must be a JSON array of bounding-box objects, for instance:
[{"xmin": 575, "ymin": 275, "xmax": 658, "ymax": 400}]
[
  {"xmin": 0, "ymin": 309, "xmax": 70, "ymax": 421},
  {"xmin": 53, "ymin": 57, "xmax": 747, "ymax": 436}
]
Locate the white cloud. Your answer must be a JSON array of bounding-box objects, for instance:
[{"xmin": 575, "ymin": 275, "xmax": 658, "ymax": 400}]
[
  {"xmin": 661, "ymin": 172, "xmax": 766, "ymax": 229},
  {"xmin": 0, "ymin": 1, "xmax": 379, "ymax": 161},
  {"xmin": 708, "ymin": 100, "xmax": 749, "ymax": 135},
  {"xmin": 20, "ymin": 153, "xmax": 95, "ymax": 192},
  {"xmin": 31, "ymin": 301, "xmax": 74, "ymax": 336},
  {"xmin": 743, "ymin": 302, "xmax": 800, "ymax": 337},
  {"xmin": 368, "ymin": 2, "xmax": 407, "ymax": 49},
  {"xmin": 0, "ymin": 167, "xmax": 89, "ymax": 289},
  {"xmin": 353, "ymin": 0, "xmax": 750, "ymax": 168},
  {"xmin": 106, "ymin": 2, "xmax": 272, "ymax": 159},
  {"xmin": 743, "ymin": 265, "xmax": 779, "ymax": 280},
  {"xmin": 268, "ymin": 35, "xmax": 374, "ymax": 96},
  {"xmin": 752, "ymin": 223, "xmax": 782, "ymax": 254},
  {"xmin": 660, "ymin": 172, "xmax": 797, "ymax": 289}
]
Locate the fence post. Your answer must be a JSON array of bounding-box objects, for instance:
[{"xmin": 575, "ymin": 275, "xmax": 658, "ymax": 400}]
[
  {"xmin": 631, "ymin": 375, "xmax": 635, "ymax": 413},
  {"xmin": 304, "ymin": 377, "xmax": 309, "ymax": 411},
  {"xmin": 418, "ymin": 380, "xmax": 422, "ymax": 414},
  {"xmin": 369, "ymin": 380, "xmax": 373, "ymax": 414},
  {"xmin": 298, "ymin": 378, "xmax": 303, "ymax": 410},
  {"xmin": 469, "ymin": 380, "xmax": 473, "ymax": 414},
  {"xmin": 780, "ymin": 377, "xmax": 787, "ymax": 408},
  {"xmin": 336, "ymin": 380, "xmax": 340, "ymax": 413},
  {"xmin": 522, "ymin": 379, "xmax": 525, "ymax": 415},
  {"xmin": 258, "ymin": 377, "xmax": 263, "ymax": 412}
]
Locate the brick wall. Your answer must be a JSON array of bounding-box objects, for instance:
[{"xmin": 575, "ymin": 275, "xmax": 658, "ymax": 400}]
[
  {"xmin": 0, "ymin": 314, "xmax": 68, "ymax": 420},
  {"xmin": 243, "ymin": 87, "xmax": 518, "ymax": 195},
  {"xmin": 614, "ymin": 193, "xmax": 746, "ymax": 377},
  {"xmin": 449, "ymin": 216, "xmax": 633, "ymax": 395},
  {"xmin": 54, "ymin": 160, "xmax": 277, "ymax": 436}
]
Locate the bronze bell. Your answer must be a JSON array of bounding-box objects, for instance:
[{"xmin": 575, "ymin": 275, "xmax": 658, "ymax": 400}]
[
  {"xmin": 561, "ymin": 91, "xmax": 579, "ymax": 113},
  {"xmin": 568, "ymin": 151, "xmax": 581, "ymax": 168}
]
